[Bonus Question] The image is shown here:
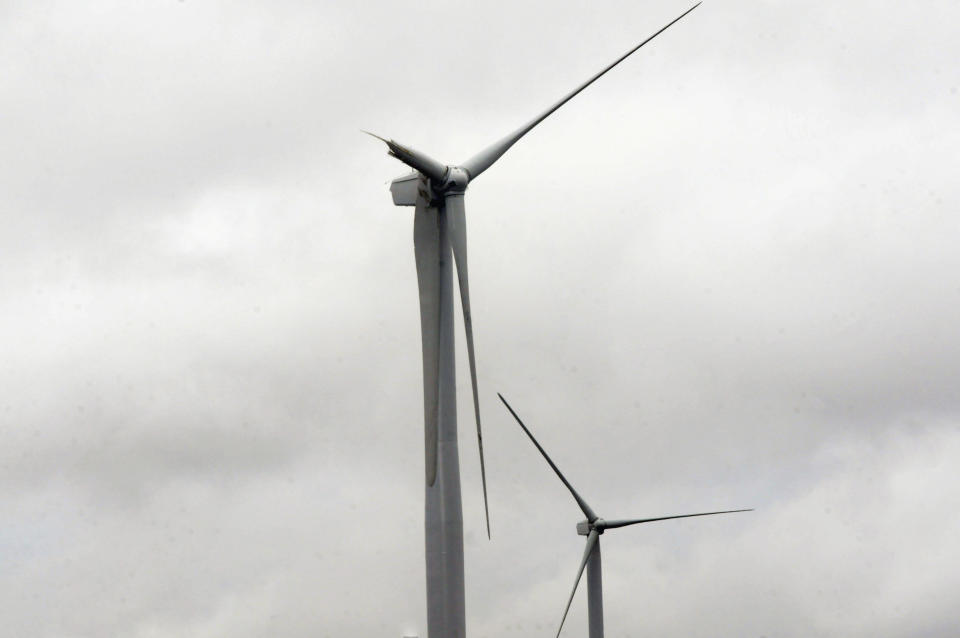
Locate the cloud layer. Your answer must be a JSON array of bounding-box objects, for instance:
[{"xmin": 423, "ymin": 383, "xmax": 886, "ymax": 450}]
[{"xmin": 2, "ymin": 1, "xmax": 958, "ymax": 636}]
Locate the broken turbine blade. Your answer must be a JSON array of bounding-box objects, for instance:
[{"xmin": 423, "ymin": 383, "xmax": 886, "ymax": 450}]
[{"xmin": 364, "ymin": 131, "xmax": 448, "ymax": 183}]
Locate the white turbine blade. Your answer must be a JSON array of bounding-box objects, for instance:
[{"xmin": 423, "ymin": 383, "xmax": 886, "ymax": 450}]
[
  {"xmin": 414, "ymin": 180, "xmax": 442, "ymax": 486},
  {"xmin": 557, "ymin": 529, "xmax": 599, "ymax": 638},
  {"xmin": 364, "ymin": 131, "xmax": 448, "ymax": 183},
  {"xmin": 445, "ymin": 192, "xmax": 491, "ymax": 539},
  {"xmin": 460, "ymin": 2, "xmax": 701, "ymax": 182},
  {"xmin": 498, "ymin": 393, "xmax": 598, "ymax": 522},
  {"xmin": 602, "ymin": 508, "xmax": 753, "ymax": 530}
]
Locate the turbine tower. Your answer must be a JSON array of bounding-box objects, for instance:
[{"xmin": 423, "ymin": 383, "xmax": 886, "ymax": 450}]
[
  {"xmin": 499, "ymin": 394, "xmax": 751, "ymax": 638},
  {"xmin": 368, "ymin": 5, "xmax": 701, "ymax": 637}
]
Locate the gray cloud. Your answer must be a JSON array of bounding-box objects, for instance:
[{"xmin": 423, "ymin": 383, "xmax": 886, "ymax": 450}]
[{"xmin": 2, "ymin": 0, "xmax": 958, "ymax": 636}]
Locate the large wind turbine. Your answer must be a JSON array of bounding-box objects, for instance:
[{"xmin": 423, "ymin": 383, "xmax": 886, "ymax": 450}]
[
  {"xmin": 368, "ymin": 5, "xmax": 701, "ymax": 638},
  {"xmin": 499, "ymin": 394, "xmax": 751, "ymax": 638}
]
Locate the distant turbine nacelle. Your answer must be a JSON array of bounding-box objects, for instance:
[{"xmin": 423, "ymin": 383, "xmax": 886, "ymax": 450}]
[{"xmin": 577, "ymin": 519, "xmax": 605, "ymax": 536}]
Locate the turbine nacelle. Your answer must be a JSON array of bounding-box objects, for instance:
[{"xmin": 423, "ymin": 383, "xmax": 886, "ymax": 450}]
[
  {"xmin": 387, "ymin": 161, "xmax": 470, "ymax": 207},
  {"xmin": 389, "ymin": 172, "xmax": 426, "ymax": 207},
  {"xmin": 577, "ymin": 519, "xmax": 606, "ymax": 536}
]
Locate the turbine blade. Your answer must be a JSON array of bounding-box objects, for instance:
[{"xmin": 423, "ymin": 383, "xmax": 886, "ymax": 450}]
[
  {"xmin": 364, "ymin": 131, "xmax": 448, "ymax": 183},
  {"xmin": 460, "ymin": 2, "xmax": 701, "ymax": 181},
  {"xmin": 445, "ymin": 193, "xmax": 491, "ymax": 539},
  {"xmin": 498, "ymin": 394, "xmax": 598, "ymax": 522},
  {"xmin": 413, "ymin": 180, "xmax": 442, "ymax": 486},
  {"xmin": 557, "ymin": 529, "xmax": 599, "ymax": 638},
  {"xmin": 602, "ymin": 508, "xmax": 753, "ymax": 530}
]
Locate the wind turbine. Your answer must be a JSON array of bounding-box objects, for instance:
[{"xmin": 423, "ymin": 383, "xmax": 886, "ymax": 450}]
[
  {"xmin": 499, "ymin": 394, "xmax": 751, "ymax": 638},
  {"xmin": 368, "ymin": 5, "xmax": 702, "ymax": 638}
]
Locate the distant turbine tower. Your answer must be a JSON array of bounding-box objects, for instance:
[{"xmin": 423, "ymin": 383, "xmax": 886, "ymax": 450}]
[
  {"xmin": 499, "ymin": 394, "xmax": 751, "ymax": 638},
  {"xmin": 368, "ymin": 5, "xmax": 701, "ymax": 638}
]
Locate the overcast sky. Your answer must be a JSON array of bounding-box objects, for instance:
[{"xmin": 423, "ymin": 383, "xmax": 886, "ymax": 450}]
[{"xmin": 2, "ymin": 1, "xmax": 959, "ymax": 636}]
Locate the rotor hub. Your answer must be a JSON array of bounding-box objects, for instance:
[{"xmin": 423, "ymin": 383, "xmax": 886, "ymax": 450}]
[{"xmin": 438, "ymin": 166, "xmax": 469, "ymax": 194}]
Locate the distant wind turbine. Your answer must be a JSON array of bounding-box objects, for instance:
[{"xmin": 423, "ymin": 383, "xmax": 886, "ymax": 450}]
[
  {"xmin": 499, "ymin": 393, "xmax": 751, "ymax": 638},
  {"xmin": 367, "ymin": 5, "xmax": 702, "ymax": 638}
]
